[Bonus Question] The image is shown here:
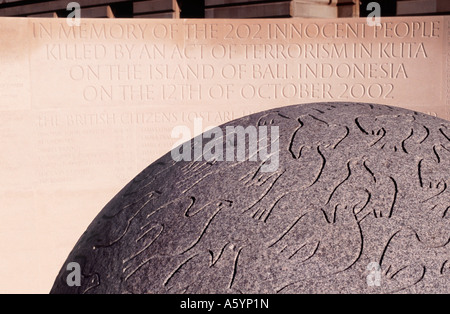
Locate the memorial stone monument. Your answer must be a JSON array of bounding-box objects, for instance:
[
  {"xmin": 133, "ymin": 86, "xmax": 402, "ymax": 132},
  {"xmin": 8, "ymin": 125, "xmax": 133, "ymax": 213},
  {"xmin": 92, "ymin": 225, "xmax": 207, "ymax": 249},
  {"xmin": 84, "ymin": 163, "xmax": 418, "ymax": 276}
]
[
  {"xmin": 0, "ymin": 15, "xmax": 448, "ymax": 293},
  {"xmin": 51, "ymin": 102, "xmax": 450, "ymax": 294}
]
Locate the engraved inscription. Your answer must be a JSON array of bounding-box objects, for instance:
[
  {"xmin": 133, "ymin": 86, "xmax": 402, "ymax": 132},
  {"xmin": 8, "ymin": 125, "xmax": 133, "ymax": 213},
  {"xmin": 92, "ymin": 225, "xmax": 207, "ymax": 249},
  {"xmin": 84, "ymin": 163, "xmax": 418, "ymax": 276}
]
[{"xmin": 29, "ymin": 19, "xmax": 442, "ymax": 107}]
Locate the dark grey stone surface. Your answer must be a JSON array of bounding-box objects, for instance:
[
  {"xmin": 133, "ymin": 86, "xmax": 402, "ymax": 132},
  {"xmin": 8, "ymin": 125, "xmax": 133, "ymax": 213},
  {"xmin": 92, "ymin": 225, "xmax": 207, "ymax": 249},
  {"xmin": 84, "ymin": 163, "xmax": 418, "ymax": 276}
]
[{"xmin": 51, "ymin": 102, "xmax": 450, "ymax": 294}]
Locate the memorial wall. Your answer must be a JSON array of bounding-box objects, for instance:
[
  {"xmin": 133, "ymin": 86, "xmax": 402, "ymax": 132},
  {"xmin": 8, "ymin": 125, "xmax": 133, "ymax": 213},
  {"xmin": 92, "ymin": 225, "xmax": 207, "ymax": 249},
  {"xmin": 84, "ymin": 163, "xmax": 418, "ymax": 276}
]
[{"xmin": 0, "ymin": 16, "xmax": 449, "ymax": 293}]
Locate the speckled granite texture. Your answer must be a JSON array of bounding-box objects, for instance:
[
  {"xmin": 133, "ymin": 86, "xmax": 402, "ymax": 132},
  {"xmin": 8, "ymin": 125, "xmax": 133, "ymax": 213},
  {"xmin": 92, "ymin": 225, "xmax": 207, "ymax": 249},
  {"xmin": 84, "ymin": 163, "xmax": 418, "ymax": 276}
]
[{"xmin": 51, "ymin": 102, "xmax": 450, "ymax": 294}]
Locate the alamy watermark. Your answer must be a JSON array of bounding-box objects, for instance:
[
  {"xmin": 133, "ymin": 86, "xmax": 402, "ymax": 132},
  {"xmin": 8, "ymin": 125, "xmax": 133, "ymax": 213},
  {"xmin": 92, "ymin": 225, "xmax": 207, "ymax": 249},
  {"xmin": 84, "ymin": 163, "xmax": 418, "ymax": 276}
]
[
  {"xmin": 67, "ymin": 2, "xmax": 81, "ymax": 27},
  {"xmin": 366, "ymin": 2, "xmax": 381, "ymax": 27},
  {"xmin": 170, "ymin": 118, "xmax": 279, "ymax": 173},
  {"xmin": 366, "ymin": 262, "xmax": 382, "ymax": 287},
  {"xmin": 66, "ymin": 262, "xmax": 81, "ymax": 287}
]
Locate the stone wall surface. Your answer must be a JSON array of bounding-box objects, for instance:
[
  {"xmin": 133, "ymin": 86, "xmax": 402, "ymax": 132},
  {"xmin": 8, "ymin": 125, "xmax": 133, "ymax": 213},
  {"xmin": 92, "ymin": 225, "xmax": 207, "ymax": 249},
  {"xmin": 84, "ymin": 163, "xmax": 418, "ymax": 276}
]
[{"xmin": 1, "ymin": 1, "xmax": 449, "ymax": 19}]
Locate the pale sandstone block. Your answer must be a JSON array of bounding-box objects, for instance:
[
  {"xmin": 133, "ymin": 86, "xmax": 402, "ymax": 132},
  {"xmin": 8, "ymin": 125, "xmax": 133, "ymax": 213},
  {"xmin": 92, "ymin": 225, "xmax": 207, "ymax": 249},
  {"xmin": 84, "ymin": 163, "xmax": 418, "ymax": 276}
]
[
  {"xmin": 205, "ymin": 2, "xmax": 292, "ymax": 18},
  {"xmin": 133, "ymin": 0, "xmax": 177, "ymax": 15}
]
